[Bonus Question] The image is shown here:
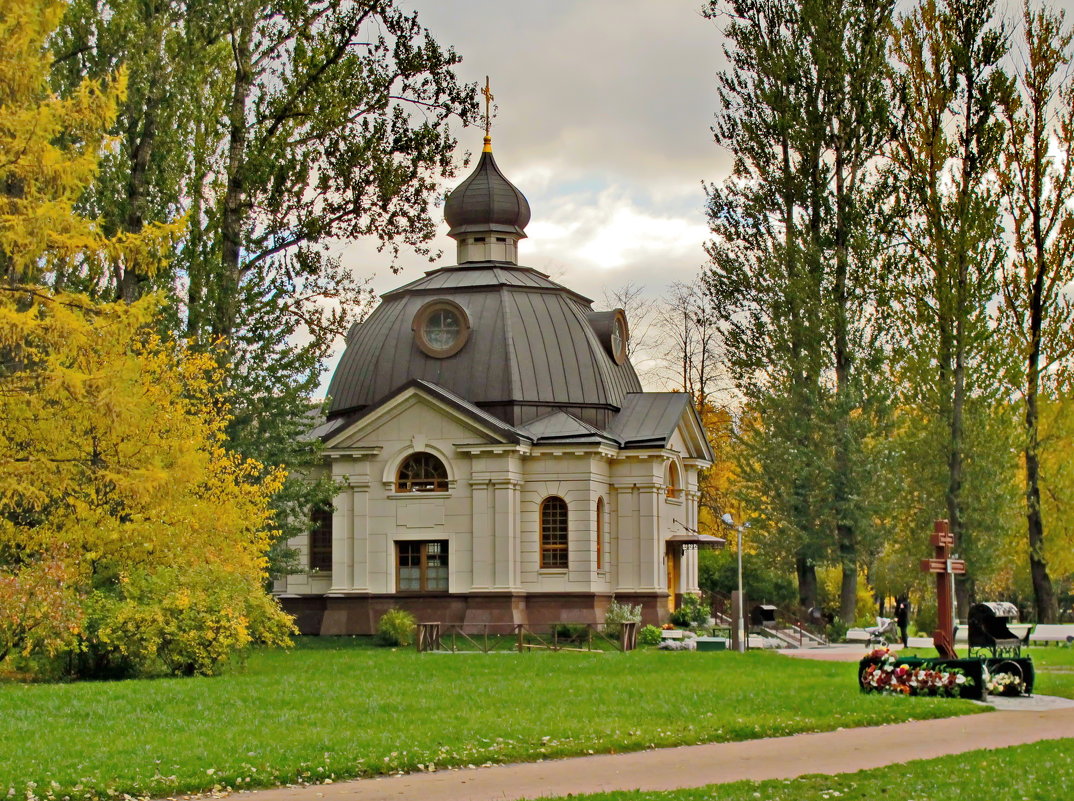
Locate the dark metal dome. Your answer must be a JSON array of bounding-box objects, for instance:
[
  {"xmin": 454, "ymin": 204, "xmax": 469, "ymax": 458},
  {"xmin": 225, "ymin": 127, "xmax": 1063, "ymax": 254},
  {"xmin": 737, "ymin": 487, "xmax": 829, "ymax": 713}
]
[
  {"xmin": 325, "ymin": 264, "xmax": 642, "ymax": 429},
  {"xmin": 444, "ymin": 149, "xmax": 531, "ymax": 239}
]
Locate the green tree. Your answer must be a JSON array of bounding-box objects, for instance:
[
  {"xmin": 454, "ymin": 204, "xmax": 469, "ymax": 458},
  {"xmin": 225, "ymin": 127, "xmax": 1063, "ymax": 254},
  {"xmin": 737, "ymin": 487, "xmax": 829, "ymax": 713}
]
[
  {"xmin": 703, "ymin": 0, "xmax": 896, "ymax": 619},
  {"xmin": 996, "ymin": 2, "xmax": 1074, "ymax": 622},
  {"xmin": 51, "ymin": 1, "xmax": 479, "ymax": 574},
  {"xmin": 887, "ymin": 0, "xmax": 1014, "ymax": 613}
]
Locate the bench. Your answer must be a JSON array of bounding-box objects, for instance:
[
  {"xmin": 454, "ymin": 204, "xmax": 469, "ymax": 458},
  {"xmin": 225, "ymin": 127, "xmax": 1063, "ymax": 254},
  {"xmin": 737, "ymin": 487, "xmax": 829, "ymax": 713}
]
[{"xmin": 1028, "ymin": 624, "xmax": 1074, "ymax": 646}]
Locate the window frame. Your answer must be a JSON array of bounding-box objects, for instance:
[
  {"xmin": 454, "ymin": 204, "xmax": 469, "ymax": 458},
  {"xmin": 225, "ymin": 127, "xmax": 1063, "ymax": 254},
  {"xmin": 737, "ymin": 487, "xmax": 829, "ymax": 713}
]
[
  {"xmin": 596, "ymin": 496, "xmax": 604, "ymax": 571},
  {"xmin": 396, "ymin": 451, "xmax": 450, "ymax": 493},
  {"xmin": 540, "ymin": 496, "xmax": 569, "ymax": 570},
  {"xmin": 412, "ymin": 299, "xmax": 471, "ymax": 358},
  {"xmin": 666, "ymin": 460, "xmax": 683, "ymax": 500},
  {"xmin": 309, "ymin": 503, "xmax": 333, "ymax": 572},
  {"xmin": 395, "ymin": 540, "xmax": 450, "ymax": 593}
]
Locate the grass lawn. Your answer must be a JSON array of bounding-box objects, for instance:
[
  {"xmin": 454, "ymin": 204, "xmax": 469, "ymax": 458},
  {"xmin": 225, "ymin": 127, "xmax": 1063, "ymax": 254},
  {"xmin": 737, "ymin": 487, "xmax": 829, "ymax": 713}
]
[
  {"xmin": 1032, "ymin": 645, "xmax": 1074, "ymax": 699},
  {"xmin": 555, "ymin": 737, "xmax": 1074, "ymax": 800},
  {"xmin": 0, "ymin": 639, "xmax": 984, "ymax": 800}
]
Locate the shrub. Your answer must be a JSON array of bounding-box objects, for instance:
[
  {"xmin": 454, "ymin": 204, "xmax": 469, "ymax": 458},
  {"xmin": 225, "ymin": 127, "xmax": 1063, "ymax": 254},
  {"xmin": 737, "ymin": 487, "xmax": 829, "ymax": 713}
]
[
  {"xmin": 638, "ymin": 624, "xmax": 662, "ymax": 646},
  {"xmin": 604, "ymin": 597, "xmax": 642, "ymax": 636},
  {"xmin": 0, "ymin": 557, "xmax": 82, "ymax": 666},
  {"xmin": 552, "ymin": 623, "xmax": 590, "ymax": 642},
  {"xmin": 826, "ymin": 617, "xmax": 849, "ymax": 643},
  {"xmin": 88, "ymin": 565, "xmax": 296, "ymax": 677},
  {"xmin": 669, "ymin": 593, "xmax": 709, "ymax": 628},
  {"xmin": 377, "ymin": 608, "xmax": 417, "ymax": 647}
]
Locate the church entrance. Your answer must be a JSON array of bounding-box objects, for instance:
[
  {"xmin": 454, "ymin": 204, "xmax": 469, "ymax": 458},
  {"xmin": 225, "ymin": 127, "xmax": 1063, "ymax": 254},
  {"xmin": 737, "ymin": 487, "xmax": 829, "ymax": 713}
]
[{"xmin": 666, "ymin": 546, "xmax": 680, "ymax": 612}]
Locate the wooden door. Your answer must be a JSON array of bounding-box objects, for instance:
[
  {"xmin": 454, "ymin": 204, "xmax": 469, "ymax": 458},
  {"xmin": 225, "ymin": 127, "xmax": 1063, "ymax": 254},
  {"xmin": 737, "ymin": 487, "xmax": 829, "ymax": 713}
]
[{"xmin": 666, "ymin": 547, "xmax": 679, "ymax": 613}]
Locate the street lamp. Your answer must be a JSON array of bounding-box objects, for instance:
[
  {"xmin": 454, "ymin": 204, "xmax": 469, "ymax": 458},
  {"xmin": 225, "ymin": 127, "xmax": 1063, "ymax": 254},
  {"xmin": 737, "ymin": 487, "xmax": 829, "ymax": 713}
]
[{"xmin": 721, "ymin": 513, "xmax": 749, "ymax": 653}]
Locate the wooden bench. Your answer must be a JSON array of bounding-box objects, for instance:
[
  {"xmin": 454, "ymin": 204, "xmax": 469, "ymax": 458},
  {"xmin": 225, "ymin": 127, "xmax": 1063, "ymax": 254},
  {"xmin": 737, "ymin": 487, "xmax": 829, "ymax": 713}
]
[{"xmin": 1028, "ymin": 624, "xmax": 1074, "ymax": 646}]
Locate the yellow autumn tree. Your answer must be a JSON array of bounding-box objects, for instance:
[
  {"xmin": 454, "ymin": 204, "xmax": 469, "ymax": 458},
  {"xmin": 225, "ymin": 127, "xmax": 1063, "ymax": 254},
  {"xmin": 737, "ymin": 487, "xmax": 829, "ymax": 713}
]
[
  {"xmin": 0, "ymin": 0, "xmax": 293, "ymax": 677},
  {"xmin": 0, "ymin": 0, "xmax": 175, "ymax": 288},
  {"xmin": 0, "ymin": 294, "xmax": 295, "ymax": 676}
]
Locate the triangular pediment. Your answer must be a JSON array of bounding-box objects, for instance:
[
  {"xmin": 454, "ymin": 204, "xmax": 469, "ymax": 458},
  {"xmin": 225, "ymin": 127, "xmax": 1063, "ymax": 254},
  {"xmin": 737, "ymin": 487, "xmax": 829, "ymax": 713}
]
[{"xmin": 324, "ymin": 380, "xmax": 523, "ymax": 451}]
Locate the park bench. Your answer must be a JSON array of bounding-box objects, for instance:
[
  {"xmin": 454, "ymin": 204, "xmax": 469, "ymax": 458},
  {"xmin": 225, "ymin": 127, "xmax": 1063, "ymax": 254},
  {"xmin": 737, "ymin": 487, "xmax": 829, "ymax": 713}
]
[
  {"xmin": 845, "ymin": 628, "xmax": 869, "ymax": 643},
  {"xmin": 1028, "ymin": 623, "xmax": 1074, "ymax": 646}
]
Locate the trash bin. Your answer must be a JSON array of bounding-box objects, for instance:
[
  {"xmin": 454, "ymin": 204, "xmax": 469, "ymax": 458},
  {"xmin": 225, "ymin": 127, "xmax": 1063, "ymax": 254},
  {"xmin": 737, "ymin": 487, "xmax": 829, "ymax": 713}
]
[{"xmin": 750, "ymin": 604, "xmax": 777, "ymax": 628}]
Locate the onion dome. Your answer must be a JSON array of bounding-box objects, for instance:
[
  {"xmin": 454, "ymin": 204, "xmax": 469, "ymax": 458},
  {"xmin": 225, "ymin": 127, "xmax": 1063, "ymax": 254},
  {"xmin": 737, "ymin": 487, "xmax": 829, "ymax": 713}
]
[{"xmin": 444, "ymin": 138, "xmax": 530, "ymax": 263}]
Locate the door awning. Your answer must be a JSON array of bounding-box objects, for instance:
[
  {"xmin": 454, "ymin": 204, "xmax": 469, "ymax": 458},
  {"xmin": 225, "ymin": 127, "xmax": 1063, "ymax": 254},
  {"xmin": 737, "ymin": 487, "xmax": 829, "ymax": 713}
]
[{"xmin": 665, "ymin": 533, "xmax": 725, "ymax": 550}]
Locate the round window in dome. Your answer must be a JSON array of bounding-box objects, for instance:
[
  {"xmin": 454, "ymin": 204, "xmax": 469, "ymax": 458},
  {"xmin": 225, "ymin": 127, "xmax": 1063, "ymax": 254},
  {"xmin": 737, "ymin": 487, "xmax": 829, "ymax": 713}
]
[
  {"xmin": 610, "ymin": 310, "xmax": 629, "ymax": 364},
  {"xmin": 413, "ymin": 299, "xmax": 470, "ymax": 358}
]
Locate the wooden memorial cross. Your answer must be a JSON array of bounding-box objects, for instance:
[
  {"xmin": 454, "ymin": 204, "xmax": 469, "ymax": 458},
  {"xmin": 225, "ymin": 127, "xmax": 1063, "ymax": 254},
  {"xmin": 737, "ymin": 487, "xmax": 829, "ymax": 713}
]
[{"xmin": 920, "ymin": 519, "xmax": 966, "ymax": 659}]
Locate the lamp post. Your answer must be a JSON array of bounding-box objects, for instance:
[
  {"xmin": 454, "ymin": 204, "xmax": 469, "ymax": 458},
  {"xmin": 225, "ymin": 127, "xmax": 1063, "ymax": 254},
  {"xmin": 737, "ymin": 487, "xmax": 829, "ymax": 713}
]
[{"xmin": 721, "ymin": 513, "xmax": 748, "ymax": 653}]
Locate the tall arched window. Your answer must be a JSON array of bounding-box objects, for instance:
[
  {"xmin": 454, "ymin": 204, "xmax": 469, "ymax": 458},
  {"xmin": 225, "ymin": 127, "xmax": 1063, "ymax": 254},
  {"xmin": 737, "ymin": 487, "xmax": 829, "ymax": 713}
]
[
  {"xmin": 309, "ymin": 503, "xmax": 333, "ymax": 572},
  {"xmin": 396, "ymin": 452, "xmax": 449, "ymax": 492},
  {"xmin": 540, "ymin": 496, "xmax": 569, "ymax": 569},
  {"xmin": 596, "ymin": 497, "xmax": 604, "ymax": 571},
  {"xmin": 666, "ymin": 460, "xmax": 682, "ymax": 499}
]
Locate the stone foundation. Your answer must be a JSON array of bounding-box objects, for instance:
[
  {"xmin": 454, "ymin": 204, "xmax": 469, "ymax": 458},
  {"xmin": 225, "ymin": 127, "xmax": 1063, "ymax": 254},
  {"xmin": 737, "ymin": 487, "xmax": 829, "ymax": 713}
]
[{"xmin": 278, "ymin": 592, "xmax": 669, "ymax": 635}]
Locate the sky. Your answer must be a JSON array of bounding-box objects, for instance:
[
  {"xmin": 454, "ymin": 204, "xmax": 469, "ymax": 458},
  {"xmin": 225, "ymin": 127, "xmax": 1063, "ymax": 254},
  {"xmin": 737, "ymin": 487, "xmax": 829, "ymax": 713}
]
[
  {"xmin": 325, "ymin": 1, "xmax": 729, "ymax": 388},
  {"xmin": 325, "ymin": 0, "xmax": 1074, "ymax": 391}
]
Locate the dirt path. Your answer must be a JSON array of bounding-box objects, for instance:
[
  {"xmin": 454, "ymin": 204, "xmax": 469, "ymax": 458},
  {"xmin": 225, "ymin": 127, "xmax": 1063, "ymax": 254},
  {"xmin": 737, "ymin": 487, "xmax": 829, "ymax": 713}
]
[{"xmin": 231, "ymin": 706, "xmax": 1074, "ymax": 801}]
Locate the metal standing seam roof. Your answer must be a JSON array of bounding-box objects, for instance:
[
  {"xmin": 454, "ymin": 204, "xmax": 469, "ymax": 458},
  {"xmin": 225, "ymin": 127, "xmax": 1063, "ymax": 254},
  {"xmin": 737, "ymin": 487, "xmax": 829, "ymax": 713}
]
[
  {"xmin": 608, "ymin": 393, "xmax": 695, "ymax": 447},
  {"xmin": 318, "ymin": 380, "xmax": 712, "ymax": 462},
  {"xmin": 382, "ymin": 263, "xmax": 591, "ymax": 302},
  {"xmin": 517, "ymin": 410, "xmax": 618, "ymax": 445},
  {"xmin": 325, "ymin": 263, "xmax": 642, "ymax": 425}
]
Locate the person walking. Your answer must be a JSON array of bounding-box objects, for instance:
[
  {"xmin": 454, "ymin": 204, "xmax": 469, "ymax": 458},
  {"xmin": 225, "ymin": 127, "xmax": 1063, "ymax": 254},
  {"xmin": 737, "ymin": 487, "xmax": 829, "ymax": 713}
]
[{"xmin": 895, "ymin": 596, "xmax": 910, "ymax": 648}]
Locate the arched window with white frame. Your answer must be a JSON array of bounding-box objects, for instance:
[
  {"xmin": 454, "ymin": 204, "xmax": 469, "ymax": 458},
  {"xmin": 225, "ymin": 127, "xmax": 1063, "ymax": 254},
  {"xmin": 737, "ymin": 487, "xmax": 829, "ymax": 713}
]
[{"xmin": 540, "ymin": 496, "xmax": 569, "ymax": 569}]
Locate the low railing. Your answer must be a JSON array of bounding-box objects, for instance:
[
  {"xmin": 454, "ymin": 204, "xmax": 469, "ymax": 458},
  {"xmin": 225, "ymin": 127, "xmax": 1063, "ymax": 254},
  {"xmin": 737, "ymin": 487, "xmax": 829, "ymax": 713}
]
[
  {"xmin": 416, "ymin": 622, "xmax": 638, "ymax": 653},
  {"xmin": 702, "ymin": 590, "xmax": 828, "ymax": 648}
]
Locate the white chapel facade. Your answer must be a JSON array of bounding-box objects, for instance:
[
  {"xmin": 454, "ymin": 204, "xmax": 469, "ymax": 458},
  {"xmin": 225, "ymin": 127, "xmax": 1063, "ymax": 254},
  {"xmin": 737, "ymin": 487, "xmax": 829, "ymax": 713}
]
[{"xmin": 275, "ymin": 135, "xmax": 715, "ymax": 635}]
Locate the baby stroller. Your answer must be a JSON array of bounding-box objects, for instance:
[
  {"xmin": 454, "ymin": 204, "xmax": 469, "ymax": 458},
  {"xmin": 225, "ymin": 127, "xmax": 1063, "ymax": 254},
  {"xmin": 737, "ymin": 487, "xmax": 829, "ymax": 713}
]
[{"xmin": 865, "ymin": 616, "xmax": 898, "ymax": 647}]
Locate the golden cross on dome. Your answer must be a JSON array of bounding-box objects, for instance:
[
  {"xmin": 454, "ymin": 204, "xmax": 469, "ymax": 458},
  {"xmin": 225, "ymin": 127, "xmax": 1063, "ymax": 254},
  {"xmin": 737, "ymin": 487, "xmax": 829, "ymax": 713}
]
[{"xmin": 482, "ymin": 75, "xmax": 494, "ymax": 151}]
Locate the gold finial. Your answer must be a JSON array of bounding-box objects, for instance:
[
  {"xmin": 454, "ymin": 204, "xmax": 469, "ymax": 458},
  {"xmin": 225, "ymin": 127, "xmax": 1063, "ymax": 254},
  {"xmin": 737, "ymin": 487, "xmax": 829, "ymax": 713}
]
[{"xmin": 481, "ymin": 75, "xmax": 494, "ymax": 152}]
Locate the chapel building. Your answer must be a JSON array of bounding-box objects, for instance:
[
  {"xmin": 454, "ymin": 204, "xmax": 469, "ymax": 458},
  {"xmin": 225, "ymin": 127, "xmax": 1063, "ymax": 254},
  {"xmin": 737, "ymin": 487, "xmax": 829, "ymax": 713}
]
[{"xmin": 275, "ymin": 134, "xmax": 715, "ymax": 635}]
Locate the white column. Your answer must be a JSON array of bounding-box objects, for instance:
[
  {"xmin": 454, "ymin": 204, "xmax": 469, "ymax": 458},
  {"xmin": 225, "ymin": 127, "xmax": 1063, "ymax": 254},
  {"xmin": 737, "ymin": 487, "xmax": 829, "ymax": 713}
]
[
  {"xmin": 470, "ymin": 480, "xmax": 493, "ymax": 589},
  {"xmin": 329, "ymin": 480, "xmax": 354, "ymax": 592},
  {"xmin": 493, "ymin": 479, "xmax": 520, "ymax": 589},
  {"xmin": 638, "ymin": 484, "xmax": 662, "ymax": 591},
  {"xmin": 351, "ymin": 481, "xmax": 370, "ymax": 592},
  {"xmin": 614, "ymin": 485, "xmax": 638, "ymax": 591}
]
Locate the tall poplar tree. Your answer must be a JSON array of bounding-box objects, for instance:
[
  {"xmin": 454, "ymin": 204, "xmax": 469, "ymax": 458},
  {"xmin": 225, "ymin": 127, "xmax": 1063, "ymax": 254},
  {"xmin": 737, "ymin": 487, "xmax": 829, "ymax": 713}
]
[
  {"xmin": 887, "ymin": 0, "xmax": 1013, "ymax": 613},
  {"xmin": 704, "ymin": 0, "xmax": 894, "ymax": 619},
  {"xmin": 997, "ymin": 2, "xmax": 1074, "ymax": 622}
]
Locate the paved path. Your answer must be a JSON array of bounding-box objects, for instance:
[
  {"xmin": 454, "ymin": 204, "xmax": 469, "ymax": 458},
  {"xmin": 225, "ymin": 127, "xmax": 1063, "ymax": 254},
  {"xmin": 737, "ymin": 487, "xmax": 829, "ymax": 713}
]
[{"xmin": 234, "ymin": 705, "xmax": 1074, "ymax": 801}]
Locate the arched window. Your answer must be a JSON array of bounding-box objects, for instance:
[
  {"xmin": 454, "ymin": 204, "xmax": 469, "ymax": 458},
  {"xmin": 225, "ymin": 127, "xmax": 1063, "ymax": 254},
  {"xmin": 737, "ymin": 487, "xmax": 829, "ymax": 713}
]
[
  {"xmin": 396, "ymin": 452, "xmax": 449, "ymax": 492},
  {"xmin": 309, "ymin": 503, "xmax": 333, "ymax": 572},
  {"xmin": 540, "ymin": 496, "xmax": 569, "ymax": 569},
  {"xmin": 596, "ymin": 497, "xmax": 604, "ymax": 571},
  {"xmin": 666, "ymin": 460, "xmax": 682, "ymax": 500}
]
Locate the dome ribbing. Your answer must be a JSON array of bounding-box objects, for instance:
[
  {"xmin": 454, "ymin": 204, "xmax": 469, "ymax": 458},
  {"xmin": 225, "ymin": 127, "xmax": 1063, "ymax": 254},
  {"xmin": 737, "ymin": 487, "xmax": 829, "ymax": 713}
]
[{"xmin": 444, "ymin": 148, "xmax": 531, "ymax": 239}]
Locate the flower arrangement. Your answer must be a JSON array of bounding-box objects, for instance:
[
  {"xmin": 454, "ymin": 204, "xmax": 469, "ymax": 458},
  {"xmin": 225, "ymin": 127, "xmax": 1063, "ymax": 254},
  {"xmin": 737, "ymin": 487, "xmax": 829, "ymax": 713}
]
[
  {"xmin": 985, "ymin": 670, "xmax": 1024, "ymax": 697},
  {"xmin": 860, "ymin": 648, "xmax": 972, "ymax": 697}
]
